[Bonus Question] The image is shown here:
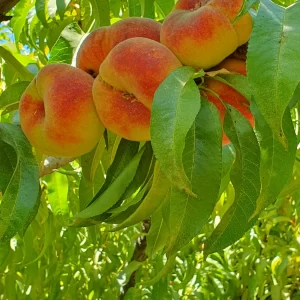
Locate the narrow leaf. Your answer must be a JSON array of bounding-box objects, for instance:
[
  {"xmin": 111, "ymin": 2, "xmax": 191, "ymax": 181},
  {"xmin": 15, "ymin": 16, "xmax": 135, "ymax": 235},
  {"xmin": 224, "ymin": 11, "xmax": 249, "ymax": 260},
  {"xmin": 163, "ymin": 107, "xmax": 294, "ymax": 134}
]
[
  {"xmin": 247, "ymin": 0, "xmax": 300, "ymax": 145},
  {"xmin": 151, "ymin": 66, "xmax": 201, "ymax": 197},
  {"xmin": 252, "ymin": 105, "xmax": 296, "ymax": 216},
  {"xmin": 205, "ymin": 105, "xmax": 261, "ymax": 255},
  {"xmin": 44, "ymin": 172, "xmax": 69, "ymax": 221},
  {"xmin": 89, "ymin": 0, "xmax": 110, "ymax": 28},
  {"xmin": 0, "ymin": 46, "xmax": 34, "ymax": 81},
  {"xmin": 35, "ymin": 0, "xmax": 49, "ymax": 27},
  {"xmin": 56, "ymin": 0, "xmax": 71, "ymax": 19},
  {"xmin": 146, "ymin": 205, "xmax": 170, "ymax": 257},
  {"xmin": 165, "ymin": 98, "xmax": 223, "ymax": 255},
  {"xmin": 76, "ymin": 145, "xmax": 146, "ymax": 218},
  {"xmin": 112, "ymin": 162, "xmax": 170, "ymax": 230}
]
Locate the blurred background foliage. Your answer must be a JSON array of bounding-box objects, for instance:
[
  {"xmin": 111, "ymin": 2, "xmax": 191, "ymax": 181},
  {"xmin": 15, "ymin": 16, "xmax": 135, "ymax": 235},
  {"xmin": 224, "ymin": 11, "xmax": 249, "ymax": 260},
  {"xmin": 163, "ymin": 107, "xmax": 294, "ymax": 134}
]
[{"xmin": 0, "ymin": 0, "xmax": 299, "ymax": 299}]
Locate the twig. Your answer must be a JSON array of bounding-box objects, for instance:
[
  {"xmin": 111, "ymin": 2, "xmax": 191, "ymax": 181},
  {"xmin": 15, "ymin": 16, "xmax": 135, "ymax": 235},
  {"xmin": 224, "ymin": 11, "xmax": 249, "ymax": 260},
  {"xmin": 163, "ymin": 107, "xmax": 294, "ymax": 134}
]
[{"xmin": 39, "ymin": 156, "xmax": 76, "ymax": 177}]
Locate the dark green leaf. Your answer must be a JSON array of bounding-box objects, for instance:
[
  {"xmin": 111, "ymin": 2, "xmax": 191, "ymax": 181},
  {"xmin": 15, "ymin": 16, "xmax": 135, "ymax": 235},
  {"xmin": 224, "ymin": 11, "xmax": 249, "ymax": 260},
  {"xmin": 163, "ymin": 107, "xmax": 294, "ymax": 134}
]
[
  {"xmin": 76, "ymin": 145, "xmax": 146, "ymax": 218},
  {"xmin": 0, "ymin": 123, "xmax": 39, "ymax": 242},
  {"xmin": 165, "ymin": 98, "xmax": 222, "ymax": 255},
  {"xmin": 35, "ymin": 0, "xmax": 49, "ymax": 27},
  {"xmin": 56, "ymin": 0, "xmax": 71, "ymax": 19},
  {"xmin": 112, "ymin": 161, "xmax": 170, "ymax": 230},
  {"xmin": 205, "ymin": 105, "xmax": 261, "ymax": 255}
]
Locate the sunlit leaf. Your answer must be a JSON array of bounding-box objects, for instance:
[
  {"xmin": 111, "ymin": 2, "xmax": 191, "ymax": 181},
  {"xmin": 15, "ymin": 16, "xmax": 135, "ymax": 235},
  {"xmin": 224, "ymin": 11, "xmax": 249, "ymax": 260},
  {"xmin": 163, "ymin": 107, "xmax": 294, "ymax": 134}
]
[
  {"xmin": 0, "ymin": 46, "xmax": 34, "ymax": 81},
  {"xmin": 151, "ymin": 66, "xmax": 200, "ymax": 198}
]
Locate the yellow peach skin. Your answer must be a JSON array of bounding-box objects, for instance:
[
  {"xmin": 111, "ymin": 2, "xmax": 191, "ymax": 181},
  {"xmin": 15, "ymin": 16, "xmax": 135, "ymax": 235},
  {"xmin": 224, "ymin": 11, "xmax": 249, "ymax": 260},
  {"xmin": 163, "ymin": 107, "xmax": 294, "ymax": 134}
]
[
  {"xmin": 160, "ymin": 0, "xmax": 252, "ymax": 70},
  {"xmin": 76, "ymin": 17, "xmax": 162, "ymax": 78},
  {"xmin": 19, "ymin": 64, "xmax": 104, "ymax": 157},
  {"xmin": 93, "ymin": 37, "xmax": 182, "ymax": 141},
  {"xmin": 202, "ymin": 58, "xmax": 254, "ymax": 145}
]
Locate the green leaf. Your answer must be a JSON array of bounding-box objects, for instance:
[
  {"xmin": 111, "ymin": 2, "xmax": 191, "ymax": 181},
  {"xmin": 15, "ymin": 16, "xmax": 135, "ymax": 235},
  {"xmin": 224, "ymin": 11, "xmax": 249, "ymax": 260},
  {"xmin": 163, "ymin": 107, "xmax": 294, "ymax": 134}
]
[
  {"xmin": 0, "ymin": 123, "xmax": 39, "ymax": 242},
  {"xmin": 218, "ymin": 144, "xmax": 235, "ymax": 197},
  {"xmin": 234, "ymin": 0, "xmax": 258, "ymax": 23},
  {"xmin": 141, "ymin": 0, "xmax": 155, "ymax": 18},
  {"xmin": 80, "ymin": 0, "xmax": 94, "ymax": 32},
  {"xmin": 0, "ymin": 81, "xmax": 30, "ymax": 112},
  {"xmin": 0, "ymin": 46, "xmax": 34, "ymax": 81},
  {"xmin": 151, "ymin": 66, "xmax": 200, "ymax": 198},
  {"xmin": 146, "ymin": 205, "xmax": 169, "ymax": 257},
  {"xmin": 48, "ymin": 22, "xmax": 85, "ymax": 64},
  {"xmin": 76, "ymin": 145, "xmax": 146, "ymax": 219},
  {"xmin": 247, "ymin": 0, "xmax": 300, "ymax": 145},
  {"xmin": 154, "ymin": 0, "xmax": 175, "ymax": 17},
  {"xmin": 89, "ymin": 0, "xmax": 110, "ymax": 28},
  {"xmin": 10, "ymin": 0, "xmax": 35, "ymax": 45},
  {"xmin": 128, "ymin": 0, "xmax": 142, "ymax": 16},
  {"xmin": 165, "ymin": 98, "xmax": 222, "ymax": 255},
  {"xmin": 79, "ymin": 139, "xmax": 106, "ymax": 210},
  {"xmin": 120, "ymin": 142, "xmax": 154, "ymax": 200},
  {"xmin": 204, "ymin": 105, "xmax": 261, "ymax": 255},
  {"xmin": 56, "ymin": 0, "xmax": 71, "ymax": 19},
  {"xmin": 35, "ymin": 0, "xmax": 49, "ymax": 27},
  {"xmin": 44, "ymin": 172, "xmax": 69, "ymax": 222},
  {"xmin": 215, "ymin": 75, "xmax": 251, "ymax": 101},
  {"xmin": 112, "ymin": 161, "xmax": 170, "ymax": 230},
  {"xmin": 252, "ymin": 105, "xmax": 296, "ymax": 217},
  {"xmin": 90, "ymin": 139, "xmax": 139, "ymax": 206}
]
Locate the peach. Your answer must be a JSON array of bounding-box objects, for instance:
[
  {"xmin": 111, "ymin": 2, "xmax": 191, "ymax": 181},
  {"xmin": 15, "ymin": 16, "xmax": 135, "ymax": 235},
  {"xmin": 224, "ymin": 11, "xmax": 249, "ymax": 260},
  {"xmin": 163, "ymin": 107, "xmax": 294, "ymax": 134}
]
[
  {"xmin": 19, "ymin": 64, "xmax": 104, "ymax": 157},
  {"xmin": 76, "ymin": 17, "xmax": 162, "ymax": 78},
  {"xmin": 93, "ymin": 37, "xmax": 182, "ymax": 141},
  {"xmin": 201, "ymin": 58, "xmax": 254, "ymax": 145},
  {"xmin": 160, "ymin": 0, "xmax": 252, "ymax": 70}
]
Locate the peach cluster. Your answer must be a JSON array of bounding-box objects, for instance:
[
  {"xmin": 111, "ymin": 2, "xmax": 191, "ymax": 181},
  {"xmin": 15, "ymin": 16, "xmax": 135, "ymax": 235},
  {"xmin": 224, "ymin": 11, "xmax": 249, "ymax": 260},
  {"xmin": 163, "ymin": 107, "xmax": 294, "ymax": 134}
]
[{"xmin": 19, "ymin": 1, "xmax": 254, "ymax": 158}]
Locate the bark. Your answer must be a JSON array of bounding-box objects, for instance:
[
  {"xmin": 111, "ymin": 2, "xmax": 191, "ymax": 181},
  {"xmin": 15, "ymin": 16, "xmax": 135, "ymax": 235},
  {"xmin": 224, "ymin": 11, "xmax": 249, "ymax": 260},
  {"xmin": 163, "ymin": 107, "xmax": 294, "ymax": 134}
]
[{"xmin": 0, "ymin": 0, "xmax": 19, "ymax": 22}]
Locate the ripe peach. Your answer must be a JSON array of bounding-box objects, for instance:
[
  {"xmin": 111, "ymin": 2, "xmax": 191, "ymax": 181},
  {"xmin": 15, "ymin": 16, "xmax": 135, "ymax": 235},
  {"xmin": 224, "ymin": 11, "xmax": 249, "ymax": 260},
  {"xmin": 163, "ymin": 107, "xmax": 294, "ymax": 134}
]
[
  {"xmin": 160, "ymin": 0, "xmax": 252, "ymax": 70},
  {"xmin": 202, "ymin": 58, "xmax": 254, "ymax": 145},
  {"xmin": 19, "ymin": 64, "xmax": 104, "ymax": 157},
  {"xmin": 93, "ymin": 37, "xmax": 182, "ymax": 141},
  {"xmin": 76, "ymin": 17, "xmax": 162, "ymax": 78}
]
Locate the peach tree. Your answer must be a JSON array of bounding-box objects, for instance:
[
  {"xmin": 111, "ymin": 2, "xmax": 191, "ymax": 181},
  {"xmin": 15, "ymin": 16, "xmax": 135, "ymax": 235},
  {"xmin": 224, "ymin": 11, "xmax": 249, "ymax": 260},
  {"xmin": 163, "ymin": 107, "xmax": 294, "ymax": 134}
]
[{"xmin": 0, "ymin": 0, "xmax": 300, "ymax": 298}]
